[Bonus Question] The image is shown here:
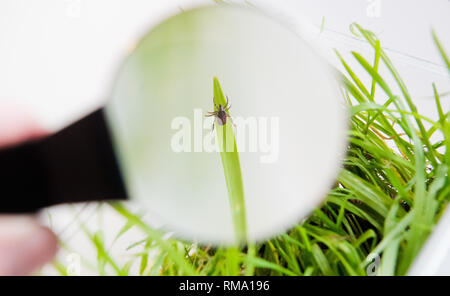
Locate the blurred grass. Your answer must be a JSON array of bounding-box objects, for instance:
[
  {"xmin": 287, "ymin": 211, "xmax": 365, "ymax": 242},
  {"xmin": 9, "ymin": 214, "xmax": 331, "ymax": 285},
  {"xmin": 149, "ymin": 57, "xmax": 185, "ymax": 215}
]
[{"xmin": 53, "ymin": 25, "xmax": 449, "ymax": 276}]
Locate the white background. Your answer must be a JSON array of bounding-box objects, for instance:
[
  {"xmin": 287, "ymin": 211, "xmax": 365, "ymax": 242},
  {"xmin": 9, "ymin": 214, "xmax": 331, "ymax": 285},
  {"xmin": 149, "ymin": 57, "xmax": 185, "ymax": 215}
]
[{"xmin": 0, "ymin": 0, "xmax": 448, "ymax": 275}]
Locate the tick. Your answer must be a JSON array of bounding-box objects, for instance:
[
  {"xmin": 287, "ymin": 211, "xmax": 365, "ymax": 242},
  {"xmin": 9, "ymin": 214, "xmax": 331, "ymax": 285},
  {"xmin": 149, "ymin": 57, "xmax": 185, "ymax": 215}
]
[{"xmin": 205, "ymin": 96, "xmax": 234, "ymax": 131}]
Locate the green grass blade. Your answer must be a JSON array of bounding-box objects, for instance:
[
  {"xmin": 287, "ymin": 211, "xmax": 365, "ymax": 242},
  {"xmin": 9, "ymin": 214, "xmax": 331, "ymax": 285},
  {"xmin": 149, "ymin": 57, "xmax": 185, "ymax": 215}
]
[
  {"xmin": 432, "ymin": 29, "xmax": 450, "ymax": 72},
  {"xmin": 213, "ymin": 76, "xmax": 247, "ymax": 244},
  {"xmin": 111, "ymin": 202, "xmax": 198, "ymax": 275},
  {"xmin": 244, "ymin": 256, "xmax": 298, "ymax": 276}
]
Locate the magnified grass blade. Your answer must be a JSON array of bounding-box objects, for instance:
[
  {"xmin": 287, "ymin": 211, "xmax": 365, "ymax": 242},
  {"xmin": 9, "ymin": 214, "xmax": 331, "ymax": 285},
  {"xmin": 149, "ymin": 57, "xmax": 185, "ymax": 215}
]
[{"xmin": 213, "ymin": 76, "xmax": 247, "ymax": 245}]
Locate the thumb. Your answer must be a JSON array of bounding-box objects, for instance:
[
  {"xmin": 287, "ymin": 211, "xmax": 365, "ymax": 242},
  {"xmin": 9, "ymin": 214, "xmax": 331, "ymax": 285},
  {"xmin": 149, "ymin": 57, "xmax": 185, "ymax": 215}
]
[{"xmin": 0, "ymin": 216, "xmax": 58, "ymax": 275}]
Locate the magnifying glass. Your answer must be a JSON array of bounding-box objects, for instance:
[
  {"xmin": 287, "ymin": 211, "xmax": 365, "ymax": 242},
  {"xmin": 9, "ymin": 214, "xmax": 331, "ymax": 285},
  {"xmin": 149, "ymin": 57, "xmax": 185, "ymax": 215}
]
[{"xmin": 0, "ymin": 5, "xmax": 347, "ymax": 245}]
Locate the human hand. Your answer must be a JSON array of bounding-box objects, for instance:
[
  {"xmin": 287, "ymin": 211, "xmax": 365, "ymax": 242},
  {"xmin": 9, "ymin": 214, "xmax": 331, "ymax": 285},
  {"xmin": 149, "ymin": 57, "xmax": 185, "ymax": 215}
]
[{"xmin": 0, "ymin": 104, "xmax": 58, "ymax": 275}]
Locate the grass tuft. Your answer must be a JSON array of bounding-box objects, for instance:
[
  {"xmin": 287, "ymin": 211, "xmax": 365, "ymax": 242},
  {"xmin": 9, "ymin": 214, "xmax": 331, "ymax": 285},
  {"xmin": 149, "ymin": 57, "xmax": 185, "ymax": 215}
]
[{"xmin": 54, "ymin": 25, "xmax": 450, "ymax": 276}]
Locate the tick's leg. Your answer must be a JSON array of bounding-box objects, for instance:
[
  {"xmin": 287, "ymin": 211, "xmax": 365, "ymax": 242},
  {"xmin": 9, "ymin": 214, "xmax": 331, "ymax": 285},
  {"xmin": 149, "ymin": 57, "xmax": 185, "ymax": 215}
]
[
  {"xmin": 228, "ymin": 115, "xmax": 237, "ymax": 129},
  {"xmin": 205, "ymin": 112, "xmax": 216, "ymax": 117},
  {"xmin": 213, "ymin": 97, "xmax": 219, "ymax": 110},
  {"xmin": 224, "ymin": 95, "xmax": 230, "ymax": 109},
  {"xmin": 225, "ymin": 104, "xmax": 232, "ymax": 112}
]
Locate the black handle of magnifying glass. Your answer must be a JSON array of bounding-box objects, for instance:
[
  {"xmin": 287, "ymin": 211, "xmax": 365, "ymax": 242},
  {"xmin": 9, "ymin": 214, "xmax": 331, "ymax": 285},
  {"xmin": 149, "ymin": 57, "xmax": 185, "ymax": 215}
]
[{"xmin": 0, "ymin": 108, "xmax": 128, "ymax": 213}]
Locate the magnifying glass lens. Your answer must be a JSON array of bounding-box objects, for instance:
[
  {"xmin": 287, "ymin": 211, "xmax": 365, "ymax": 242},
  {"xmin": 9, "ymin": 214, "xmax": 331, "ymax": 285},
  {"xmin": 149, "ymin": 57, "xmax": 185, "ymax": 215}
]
[{"xmin": 106, "ymin": 6, "xmax": 346, "ymax": 244}]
